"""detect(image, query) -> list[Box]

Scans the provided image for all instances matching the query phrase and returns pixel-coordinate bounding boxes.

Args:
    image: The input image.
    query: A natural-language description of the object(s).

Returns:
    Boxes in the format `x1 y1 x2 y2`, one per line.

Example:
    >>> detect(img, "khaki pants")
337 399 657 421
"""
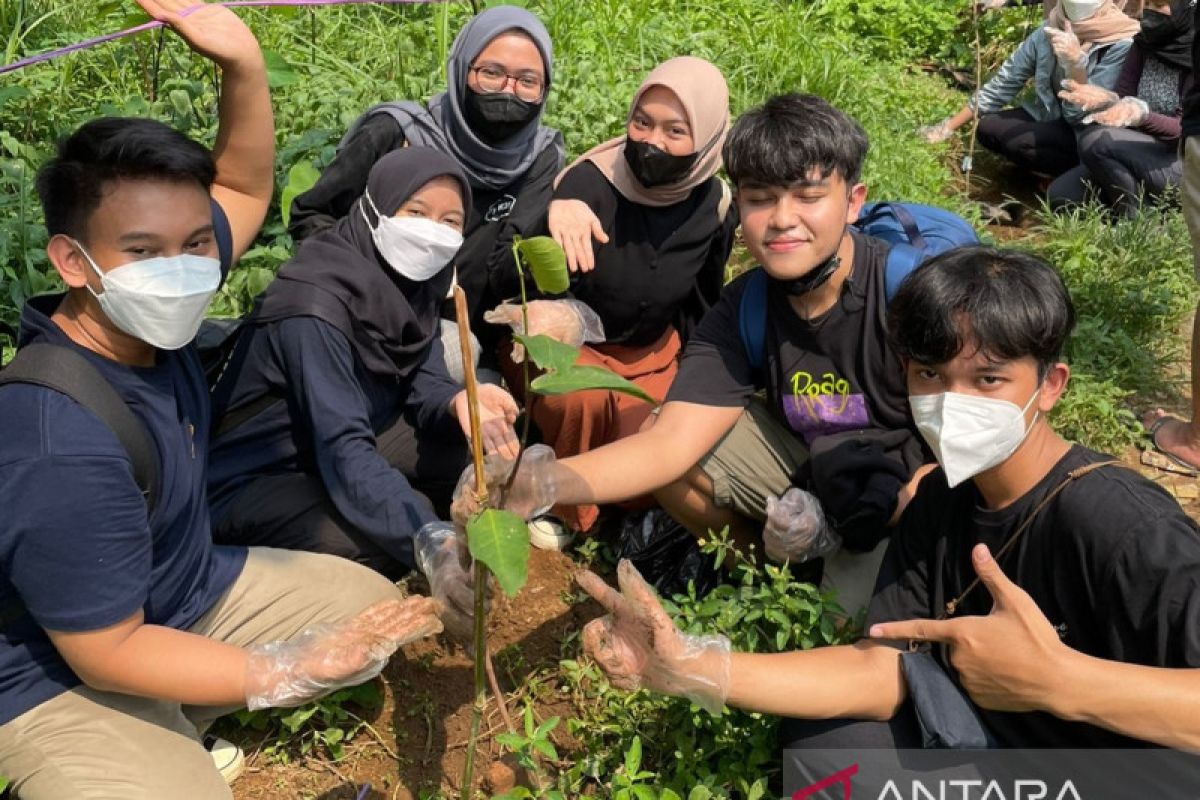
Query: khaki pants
698 400 890 618
0 548 402 800
1184 137 1200 281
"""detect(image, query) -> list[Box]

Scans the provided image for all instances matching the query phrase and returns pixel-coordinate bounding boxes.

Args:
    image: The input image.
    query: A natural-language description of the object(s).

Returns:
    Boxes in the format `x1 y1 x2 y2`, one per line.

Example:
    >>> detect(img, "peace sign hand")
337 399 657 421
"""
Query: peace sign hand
869 544 1072 713
577 559 731 715
135 0 264 72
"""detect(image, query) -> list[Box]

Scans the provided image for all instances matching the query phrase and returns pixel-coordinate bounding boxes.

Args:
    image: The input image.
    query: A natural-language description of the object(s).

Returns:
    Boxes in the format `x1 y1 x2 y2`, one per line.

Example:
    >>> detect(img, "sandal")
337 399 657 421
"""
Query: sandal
1142 415 1200 476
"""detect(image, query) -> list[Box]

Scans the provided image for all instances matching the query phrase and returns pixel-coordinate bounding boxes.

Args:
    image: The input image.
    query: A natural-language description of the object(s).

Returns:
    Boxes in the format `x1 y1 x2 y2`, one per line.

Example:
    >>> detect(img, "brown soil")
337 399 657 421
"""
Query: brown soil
229 547 601 800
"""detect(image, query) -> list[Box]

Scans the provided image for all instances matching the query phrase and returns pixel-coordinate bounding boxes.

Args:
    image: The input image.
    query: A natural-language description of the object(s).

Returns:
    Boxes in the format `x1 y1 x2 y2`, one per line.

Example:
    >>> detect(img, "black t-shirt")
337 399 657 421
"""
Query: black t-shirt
518 160 735 347
868 445 1200 747
667 232 925 545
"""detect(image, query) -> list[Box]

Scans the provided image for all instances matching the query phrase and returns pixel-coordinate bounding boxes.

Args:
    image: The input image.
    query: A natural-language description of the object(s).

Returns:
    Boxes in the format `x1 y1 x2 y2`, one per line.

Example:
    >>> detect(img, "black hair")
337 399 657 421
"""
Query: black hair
723 93 869 187
36 117 216 241
888 246 1075 376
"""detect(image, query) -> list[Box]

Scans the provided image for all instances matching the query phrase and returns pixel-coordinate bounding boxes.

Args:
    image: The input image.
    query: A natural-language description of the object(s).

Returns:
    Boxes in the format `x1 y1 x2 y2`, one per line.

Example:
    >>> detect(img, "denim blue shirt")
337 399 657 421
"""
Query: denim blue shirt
972 28 1133 125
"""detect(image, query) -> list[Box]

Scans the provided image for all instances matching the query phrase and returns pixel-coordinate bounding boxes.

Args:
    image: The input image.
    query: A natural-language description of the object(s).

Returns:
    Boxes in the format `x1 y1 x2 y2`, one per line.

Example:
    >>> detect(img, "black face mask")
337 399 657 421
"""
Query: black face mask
781 254 841 296
622 139 698 188
464 89 541 145
1135 7 1194 71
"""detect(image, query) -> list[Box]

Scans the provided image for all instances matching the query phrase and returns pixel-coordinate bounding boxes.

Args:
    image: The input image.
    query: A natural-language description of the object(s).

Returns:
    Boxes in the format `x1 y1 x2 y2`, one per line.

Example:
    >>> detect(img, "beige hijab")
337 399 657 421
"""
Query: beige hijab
1046 0 1143 43
557 56 730 207
1044 0 1144 18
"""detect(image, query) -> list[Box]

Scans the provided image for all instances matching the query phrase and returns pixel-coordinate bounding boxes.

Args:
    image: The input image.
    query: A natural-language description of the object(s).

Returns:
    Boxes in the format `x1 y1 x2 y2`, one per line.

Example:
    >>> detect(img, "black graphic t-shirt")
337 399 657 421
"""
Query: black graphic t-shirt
668 232 926 546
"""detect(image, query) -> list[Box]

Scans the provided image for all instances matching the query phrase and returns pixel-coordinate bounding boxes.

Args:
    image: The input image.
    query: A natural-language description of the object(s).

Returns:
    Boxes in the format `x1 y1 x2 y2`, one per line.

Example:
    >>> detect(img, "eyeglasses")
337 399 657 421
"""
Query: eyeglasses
468 62 545 103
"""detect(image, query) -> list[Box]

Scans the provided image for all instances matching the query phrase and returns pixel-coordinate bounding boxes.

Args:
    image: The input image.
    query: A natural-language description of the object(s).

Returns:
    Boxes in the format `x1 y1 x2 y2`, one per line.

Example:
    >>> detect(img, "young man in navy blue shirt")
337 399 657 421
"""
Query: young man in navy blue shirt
0 3 457 796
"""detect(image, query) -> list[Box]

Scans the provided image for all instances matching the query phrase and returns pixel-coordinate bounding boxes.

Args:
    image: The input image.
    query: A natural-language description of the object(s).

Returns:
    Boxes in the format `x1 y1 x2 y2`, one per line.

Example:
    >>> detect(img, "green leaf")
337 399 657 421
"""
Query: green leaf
532 738 558 760
687 788 713 800
495 733 526 751
262 49 298 88
280 160 321 229
516 333 579 373
624 735 643 775
515 235 569 294
531 365 658 405
632 788 658 800
466 509 529 597
534 715 560 738
661 790 682 800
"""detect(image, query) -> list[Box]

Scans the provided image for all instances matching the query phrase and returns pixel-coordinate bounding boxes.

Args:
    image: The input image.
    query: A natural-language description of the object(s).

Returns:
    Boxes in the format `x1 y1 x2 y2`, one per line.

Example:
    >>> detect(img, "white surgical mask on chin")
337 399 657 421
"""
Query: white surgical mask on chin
1061 0 1104 21
361 190 463 282
76 241 220 351
909 387 1042 488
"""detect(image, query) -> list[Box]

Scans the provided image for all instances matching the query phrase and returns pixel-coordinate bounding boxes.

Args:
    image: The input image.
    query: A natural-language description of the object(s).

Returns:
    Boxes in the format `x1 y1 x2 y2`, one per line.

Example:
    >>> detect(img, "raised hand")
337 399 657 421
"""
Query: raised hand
135 0 264 72
549 198 610 273
577 559 731 714
869 544 1070 713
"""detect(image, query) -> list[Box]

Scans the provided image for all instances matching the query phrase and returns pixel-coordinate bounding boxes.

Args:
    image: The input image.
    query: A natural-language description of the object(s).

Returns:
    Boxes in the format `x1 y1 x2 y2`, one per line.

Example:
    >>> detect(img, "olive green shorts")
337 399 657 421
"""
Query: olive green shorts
697 398 809 522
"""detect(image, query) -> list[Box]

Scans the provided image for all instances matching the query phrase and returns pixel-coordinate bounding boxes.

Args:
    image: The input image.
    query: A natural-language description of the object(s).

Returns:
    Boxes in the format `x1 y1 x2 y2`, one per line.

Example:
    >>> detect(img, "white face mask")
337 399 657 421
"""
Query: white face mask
1061 0 1104 21
361 190 463 282
76 241 221 351
909 387 1042 488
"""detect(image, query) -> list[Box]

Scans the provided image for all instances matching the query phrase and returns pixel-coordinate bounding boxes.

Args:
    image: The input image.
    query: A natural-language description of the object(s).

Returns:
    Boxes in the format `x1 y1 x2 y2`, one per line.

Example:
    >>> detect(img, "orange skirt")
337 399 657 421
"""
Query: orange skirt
500 327 682 532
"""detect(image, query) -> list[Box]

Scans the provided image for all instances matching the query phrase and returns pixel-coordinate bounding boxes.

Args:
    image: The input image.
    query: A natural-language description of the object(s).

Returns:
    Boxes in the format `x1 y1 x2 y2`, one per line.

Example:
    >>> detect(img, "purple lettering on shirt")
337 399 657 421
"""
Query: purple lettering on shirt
783 392 870 444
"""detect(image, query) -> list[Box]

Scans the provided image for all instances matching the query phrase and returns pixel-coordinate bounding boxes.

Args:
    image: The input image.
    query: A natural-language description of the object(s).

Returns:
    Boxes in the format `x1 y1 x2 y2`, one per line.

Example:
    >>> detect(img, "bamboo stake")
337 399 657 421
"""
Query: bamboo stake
453 285 488 800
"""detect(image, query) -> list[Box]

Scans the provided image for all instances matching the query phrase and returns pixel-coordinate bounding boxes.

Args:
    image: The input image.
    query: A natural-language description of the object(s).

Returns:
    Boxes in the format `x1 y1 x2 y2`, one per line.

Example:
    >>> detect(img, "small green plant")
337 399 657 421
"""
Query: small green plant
223 680 384 763
493 704 562 797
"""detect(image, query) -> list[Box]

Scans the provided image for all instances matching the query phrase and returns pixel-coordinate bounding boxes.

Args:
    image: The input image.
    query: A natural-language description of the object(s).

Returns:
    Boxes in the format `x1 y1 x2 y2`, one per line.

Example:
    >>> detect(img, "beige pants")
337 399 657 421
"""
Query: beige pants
0 548 402 800
1184 137 1200 281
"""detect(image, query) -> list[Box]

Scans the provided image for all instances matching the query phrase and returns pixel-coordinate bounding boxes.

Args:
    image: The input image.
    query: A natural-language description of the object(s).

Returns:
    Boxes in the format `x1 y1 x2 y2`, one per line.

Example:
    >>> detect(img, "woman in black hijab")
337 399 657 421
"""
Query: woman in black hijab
1050 0 1195 216
207 148 518 610
287 6 564 361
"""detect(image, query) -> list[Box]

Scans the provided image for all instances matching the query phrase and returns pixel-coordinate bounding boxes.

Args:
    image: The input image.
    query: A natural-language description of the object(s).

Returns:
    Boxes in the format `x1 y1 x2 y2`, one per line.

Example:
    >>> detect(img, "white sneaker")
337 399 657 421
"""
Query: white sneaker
528 517 573 551
204 734 245 785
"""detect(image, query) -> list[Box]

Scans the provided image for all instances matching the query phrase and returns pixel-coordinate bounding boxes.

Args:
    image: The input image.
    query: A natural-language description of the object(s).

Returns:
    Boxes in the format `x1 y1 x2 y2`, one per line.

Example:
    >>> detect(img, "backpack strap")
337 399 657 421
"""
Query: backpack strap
0 344 159 513
737 269 769 372
0 343 161 630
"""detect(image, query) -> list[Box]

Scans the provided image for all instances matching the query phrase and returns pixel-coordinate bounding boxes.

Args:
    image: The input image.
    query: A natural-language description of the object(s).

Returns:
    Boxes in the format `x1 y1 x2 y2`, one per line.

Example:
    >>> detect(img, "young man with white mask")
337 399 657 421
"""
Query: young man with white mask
0 3 446 797
454 94 934 614
572 246 1200 751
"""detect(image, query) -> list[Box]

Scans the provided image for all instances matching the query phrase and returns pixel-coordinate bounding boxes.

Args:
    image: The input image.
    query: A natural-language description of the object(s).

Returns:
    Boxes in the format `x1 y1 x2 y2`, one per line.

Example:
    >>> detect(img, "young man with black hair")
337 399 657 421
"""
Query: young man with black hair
456 93 932 612
0 3 451 796
574 246 1200 752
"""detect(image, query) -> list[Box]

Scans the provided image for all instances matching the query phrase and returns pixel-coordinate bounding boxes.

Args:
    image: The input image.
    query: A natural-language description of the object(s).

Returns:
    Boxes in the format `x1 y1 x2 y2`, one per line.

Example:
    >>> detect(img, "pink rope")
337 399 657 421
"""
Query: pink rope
0 0 444 76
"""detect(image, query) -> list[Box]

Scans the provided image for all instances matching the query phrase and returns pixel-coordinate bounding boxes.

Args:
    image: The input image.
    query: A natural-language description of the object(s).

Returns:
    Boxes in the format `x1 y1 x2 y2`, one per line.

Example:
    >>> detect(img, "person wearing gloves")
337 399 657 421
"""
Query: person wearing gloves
0 3 444 797
921 0 1139 179
486 56 737 535
456 95 933 616
1049 0 1194 216
208 148 512 634
288 6 565 368
575 246 1200 758
977 0 1145 16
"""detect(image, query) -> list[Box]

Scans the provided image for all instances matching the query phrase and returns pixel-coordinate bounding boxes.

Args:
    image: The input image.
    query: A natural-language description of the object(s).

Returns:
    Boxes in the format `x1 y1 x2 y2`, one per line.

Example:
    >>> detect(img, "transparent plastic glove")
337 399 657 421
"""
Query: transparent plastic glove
1084 97 1150 127
484 299 606 362
415 521 480 640
918 119 955 144
1057 78 1118 112
1045 24 1088 73
763 487 843 564
577 560 731 715
549 198 610 273
450 443 558 527
244 597 443 710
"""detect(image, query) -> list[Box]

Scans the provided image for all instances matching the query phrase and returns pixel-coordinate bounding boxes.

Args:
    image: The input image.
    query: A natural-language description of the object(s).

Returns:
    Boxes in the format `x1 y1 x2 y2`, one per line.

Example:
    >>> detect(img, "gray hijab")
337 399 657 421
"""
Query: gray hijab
341 5 563 191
